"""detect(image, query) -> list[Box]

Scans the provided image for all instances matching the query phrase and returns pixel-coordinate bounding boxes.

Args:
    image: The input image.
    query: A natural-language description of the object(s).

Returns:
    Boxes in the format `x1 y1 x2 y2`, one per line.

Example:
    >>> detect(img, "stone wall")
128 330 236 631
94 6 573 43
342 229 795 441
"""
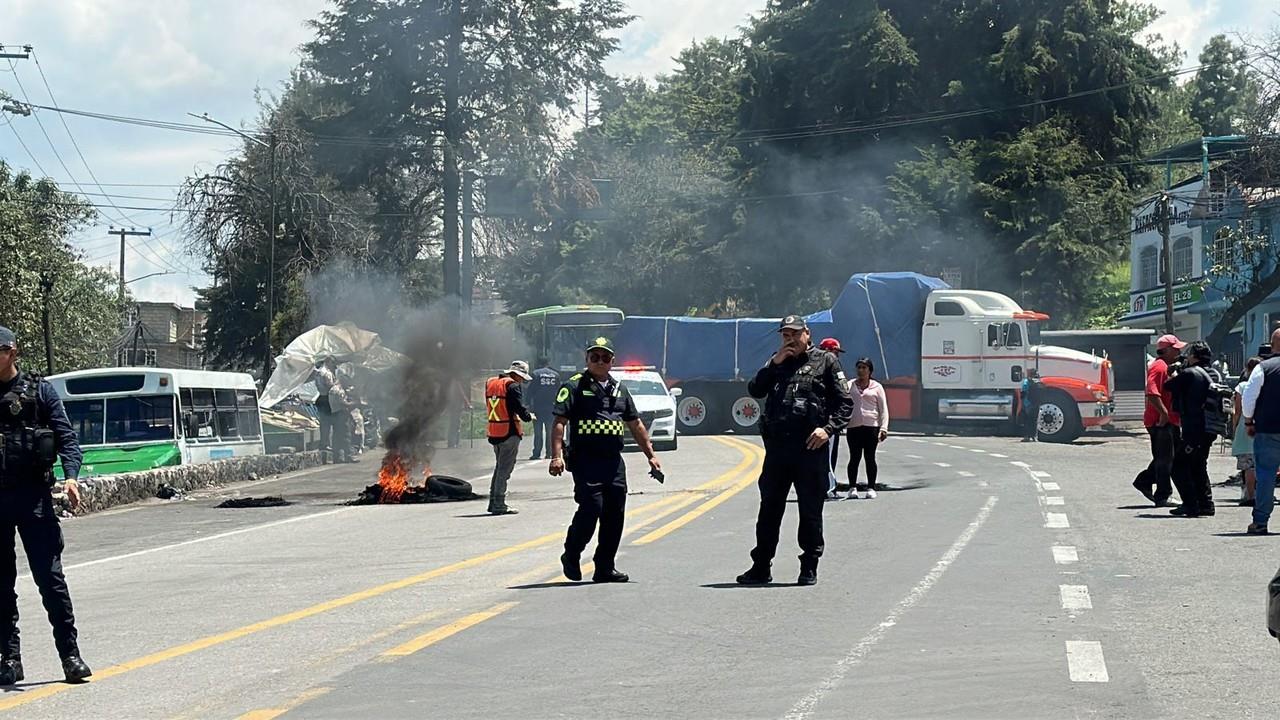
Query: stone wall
62 451 327 515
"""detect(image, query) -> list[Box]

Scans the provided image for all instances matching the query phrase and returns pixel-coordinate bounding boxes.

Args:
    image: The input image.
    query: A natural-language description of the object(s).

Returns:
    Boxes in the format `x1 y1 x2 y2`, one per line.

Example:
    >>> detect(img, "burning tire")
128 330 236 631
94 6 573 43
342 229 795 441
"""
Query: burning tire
677 393 719 435
1036 392 1082 444
729 395 762 434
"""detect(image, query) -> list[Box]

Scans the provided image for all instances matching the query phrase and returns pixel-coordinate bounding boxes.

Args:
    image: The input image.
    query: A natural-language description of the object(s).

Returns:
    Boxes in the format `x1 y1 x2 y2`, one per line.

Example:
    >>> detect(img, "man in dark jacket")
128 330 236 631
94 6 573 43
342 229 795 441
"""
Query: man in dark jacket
1165 341 1217 518
527 359 561 460
0 326 92 684
736 315 854 586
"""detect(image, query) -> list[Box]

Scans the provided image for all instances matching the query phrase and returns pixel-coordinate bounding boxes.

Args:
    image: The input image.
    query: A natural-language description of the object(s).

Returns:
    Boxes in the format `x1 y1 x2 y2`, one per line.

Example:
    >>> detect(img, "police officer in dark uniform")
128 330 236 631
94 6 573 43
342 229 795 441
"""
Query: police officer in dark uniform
527 358 561 460
0 326 92 684
549 337 662 583
737 315 853 586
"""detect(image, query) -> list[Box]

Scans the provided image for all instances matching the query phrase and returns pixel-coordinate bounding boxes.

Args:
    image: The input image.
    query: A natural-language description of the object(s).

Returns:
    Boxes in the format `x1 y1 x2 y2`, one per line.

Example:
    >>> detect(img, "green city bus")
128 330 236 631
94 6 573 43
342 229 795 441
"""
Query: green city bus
48 368 266 479
514 305 624 372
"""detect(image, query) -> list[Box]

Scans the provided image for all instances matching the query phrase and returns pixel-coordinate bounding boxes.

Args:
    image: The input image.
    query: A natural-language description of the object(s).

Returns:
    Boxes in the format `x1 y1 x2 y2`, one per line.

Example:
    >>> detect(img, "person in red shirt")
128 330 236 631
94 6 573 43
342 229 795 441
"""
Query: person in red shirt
1133 334 1185 506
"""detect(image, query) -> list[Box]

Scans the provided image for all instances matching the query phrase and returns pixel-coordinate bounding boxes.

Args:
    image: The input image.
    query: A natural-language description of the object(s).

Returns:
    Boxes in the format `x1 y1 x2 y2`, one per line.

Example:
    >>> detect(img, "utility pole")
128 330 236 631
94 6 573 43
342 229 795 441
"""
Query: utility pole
110 227 152 307
1159 192 1175 334
441 0 463 311
39 273 54 375
462 171 476 312
0 44 31 60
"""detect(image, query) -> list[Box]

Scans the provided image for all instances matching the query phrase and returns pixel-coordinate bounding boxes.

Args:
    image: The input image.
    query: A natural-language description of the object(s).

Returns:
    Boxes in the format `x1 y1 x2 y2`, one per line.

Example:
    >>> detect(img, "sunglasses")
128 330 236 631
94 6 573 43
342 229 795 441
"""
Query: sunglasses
588 352 614 363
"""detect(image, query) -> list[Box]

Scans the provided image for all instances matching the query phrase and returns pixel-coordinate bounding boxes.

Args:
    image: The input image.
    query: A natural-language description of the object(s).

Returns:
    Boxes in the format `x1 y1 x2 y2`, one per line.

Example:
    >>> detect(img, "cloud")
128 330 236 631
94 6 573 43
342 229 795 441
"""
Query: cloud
605 1 765 78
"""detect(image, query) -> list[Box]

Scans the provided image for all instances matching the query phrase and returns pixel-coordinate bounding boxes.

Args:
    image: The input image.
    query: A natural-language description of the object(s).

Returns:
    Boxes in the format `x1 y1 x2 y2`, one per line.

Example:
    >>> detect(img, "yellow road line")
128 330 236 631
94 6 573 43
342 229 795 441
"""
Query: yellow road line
381 602 520 658
236 687 334 720
0 437 760 713
632 439 764 545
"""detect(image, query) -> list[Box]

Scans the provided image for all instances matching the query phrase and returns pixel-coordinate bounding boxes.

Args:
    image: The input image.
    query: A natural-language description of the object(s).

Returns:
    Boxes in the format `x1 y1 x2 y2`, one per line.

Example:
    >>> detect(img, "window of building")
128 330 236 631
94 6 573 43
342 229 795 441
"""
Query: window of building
1210 227 1235 269
1139 246 1159 288
1172 236 1193 281
143 349 158 367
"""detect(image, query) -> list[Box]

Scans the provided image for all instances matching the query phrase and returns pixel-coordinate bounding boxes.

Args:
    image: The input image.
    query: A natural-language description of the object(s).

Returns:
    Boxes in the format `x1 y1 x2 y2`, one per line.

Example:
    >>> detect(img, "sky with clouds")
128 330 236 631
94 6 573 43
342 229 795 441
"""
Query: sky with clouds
0 1 1272 306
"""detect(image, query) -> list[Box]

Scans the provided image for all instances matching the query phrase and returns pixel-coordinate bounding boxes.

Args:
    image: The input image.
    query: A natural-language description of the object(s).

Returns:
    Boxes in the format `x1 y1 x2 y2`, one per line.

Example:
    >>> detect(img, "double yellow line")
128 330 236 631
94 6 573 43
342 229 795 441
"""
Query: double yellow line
1 436 764 714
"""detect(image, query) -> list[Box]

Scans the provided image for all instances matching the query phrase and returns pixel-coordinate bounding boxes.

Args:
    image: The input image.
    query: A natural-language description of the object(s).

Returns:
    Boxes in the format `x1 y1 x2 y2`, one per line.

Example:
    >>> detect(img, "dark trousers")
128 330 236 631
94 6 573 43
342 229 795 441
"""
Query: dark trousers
0 492 78 659
1021 405 1038 440
530 409 554 459
564 455 628 571
751 440 828 565
846 426 881 490
1172 430 1216 513
331 412 352 461
317 411 335 451
1135 425 1180 503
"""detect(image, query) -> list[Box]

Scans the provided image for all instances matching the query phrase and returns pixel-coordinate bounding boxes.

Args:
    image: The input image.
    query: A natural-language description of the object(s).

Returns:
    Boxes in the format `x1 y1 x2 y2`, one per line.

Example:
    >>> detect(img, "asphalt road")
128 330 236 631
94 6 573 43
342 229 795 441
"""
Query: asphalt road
1 430 1276 719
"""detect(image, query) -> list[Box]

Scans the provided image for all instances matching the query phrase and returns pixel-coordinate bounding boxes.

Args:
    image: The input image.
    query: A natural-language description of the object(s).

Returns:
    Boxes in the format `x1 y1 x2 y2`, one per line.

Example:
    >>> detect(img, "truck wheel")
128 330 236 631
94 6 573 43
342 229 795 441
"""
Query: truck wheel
677 394 718 435
729 395 762 435
1036 393 1082 444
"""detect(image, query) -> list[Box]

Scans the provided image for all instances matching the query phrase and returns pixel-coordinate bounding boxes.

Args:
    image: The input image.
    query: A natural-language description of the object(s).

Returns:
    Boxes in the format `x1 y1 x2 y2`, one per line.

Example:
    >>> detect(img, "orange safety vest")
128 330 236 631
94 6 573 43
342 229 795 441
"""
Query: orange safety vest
485 376 523 439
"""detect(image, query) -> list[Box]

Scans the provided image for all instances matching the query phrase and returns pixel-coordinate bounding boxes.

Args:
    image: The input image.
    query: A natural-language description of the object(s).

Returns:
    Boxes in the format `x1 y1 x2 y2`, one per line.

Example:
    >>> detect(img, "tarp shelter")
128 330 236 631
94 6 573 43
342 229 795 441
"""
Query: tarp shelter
259 323 408 408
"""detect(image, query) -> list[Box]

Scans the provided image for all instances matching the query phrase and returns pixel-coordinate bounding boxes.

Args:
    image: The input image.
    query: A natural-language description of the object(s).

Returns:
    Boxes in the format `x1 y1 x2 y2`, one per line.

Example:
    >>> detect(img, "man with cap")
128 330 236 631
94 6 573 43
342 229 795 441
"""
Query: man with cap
818 338 848 499
737 316 854 586
527 358 561 460
0 326 92 684
550 337 662 583
1132 334 1185 507
484 360 534 515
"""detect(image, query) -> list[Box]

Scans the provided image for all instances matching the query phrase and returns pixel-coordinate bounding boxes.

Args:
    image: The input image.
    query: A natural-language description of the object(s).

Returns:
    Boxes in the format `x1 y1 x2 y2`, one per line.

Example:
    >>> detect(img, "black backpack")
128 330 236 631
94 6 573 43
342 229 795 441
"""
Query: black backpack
1198 368 1232 437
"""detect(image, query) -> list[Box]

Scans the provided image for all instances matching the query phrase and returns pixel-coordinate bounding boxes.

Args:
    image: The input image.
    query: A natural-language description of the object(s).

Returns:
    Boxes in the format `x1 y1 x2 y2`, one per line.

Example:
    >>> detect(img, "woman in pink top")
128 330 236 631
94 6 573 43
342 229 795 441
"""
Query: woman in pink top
846 357 889 499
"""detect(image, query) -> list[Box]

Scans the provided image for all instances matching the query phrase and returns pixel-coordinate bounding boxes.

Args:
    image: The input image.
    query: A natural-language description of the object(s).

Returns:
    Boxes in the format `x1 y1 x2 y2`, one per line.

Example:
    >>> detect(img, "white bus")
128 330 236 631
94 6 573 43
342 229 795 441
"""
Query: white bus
47 368 266 478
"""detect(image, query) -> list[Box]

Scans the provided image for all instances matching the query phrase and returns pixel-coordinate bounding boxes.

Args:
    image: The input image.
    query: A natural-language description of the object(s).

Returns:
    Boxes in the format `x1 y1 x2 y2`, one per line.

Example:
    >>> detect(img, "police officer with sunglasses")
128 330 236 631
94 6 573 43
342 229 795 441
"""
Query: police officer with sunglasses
550 337 662 583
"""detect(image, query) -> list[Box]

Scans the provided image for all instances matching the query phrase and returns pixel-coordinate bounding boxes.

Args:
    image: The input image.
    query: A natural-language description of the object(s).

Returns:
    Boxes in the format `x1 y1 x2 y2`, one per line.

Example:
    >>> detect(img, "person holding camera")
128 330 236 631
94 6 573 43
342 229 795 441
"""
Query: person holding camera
1164 341 1219 518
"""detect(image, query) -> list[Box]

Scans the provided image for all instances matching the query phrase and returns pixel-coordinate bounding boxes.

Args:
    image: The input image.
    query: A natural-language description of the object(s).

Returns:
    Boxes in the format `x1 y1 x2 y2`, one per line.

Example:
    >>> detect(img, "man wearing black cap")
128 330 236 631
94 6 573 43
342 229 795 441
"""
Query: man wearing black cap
550 336 662 583
737 315 854 586
0 326 92 684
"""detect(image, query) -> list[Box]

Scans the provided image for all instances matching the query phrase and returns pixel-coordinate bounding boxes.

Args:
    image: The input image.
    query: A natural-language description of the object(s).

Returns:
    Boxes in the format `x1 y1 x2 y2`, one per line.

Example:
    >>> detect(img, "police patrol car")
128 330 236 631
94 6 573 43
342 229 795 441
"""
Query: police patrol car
611 366 680 451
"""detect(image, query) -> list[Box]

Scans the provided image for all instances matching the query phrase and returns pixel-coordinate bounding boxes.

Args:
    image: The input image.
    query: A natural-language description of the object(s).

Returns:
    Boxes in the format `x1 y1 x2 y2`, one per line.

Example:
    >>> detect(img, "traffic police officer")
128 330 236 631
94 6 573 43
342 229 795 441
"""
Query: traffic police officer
549 337 662 583
737 315 853 586
0 326 92 684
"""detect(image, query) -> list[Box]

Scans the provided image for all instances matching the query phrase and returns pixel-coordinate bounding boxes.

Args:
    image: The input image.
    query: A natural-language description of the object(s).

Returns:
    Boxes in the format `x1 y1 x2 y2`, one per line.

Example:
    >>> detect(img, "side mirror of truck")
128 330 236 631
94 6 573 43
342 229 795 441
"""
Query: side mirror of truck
670 387 683 398
1011 366 1024 382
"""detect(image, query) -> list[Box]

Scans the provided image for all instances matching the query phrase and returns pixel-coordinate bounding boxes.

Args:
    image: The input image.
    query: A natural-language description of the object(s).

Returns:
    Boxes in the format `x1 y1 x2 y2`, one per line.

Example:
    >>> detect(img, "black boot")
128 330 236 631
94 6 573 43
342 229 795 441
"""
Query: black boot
736 563 772 585
0 656 23 685
797 556 818 586
62 655 91 683
561 552 582 581
592 568 629 583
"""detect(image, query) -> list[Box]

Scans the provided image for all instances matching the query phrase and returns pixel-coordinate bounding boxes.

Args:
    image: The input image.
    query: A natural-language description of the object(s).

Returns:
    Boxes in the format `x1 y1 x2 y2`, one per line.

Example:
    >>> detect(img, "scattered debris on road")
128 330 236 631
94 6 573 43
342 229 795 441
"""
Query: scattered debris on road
348 454 479 504
216 496 293 508
156 484 185 500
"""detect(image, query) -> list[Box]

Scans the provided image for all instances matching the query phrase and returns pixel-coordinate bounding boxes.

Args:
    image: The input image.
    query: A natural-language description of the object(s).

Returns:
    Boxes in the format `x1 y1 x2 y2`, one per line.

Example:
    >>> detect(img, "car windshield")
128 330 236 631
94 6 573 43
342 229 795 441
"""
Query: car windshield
619 378 668 396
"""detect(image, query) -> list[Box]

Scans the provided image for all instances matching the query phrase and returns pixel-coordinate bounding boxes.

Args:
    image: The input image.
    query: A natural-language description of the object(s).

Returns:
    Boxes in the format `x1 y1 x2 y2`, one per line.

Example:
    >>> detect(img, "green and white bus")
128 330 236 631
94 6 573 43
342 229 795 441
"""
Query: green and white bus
48 368 265 479
514 305 624 372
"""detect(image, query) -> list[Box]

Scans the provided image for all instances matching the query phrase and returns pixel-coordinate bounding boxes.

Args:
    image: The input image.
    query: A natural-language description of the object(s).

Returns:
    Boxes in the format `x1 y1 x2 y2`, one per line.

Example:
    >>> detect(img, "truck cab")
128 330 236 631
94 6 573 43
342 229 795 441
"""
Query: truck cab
921 290 1114 442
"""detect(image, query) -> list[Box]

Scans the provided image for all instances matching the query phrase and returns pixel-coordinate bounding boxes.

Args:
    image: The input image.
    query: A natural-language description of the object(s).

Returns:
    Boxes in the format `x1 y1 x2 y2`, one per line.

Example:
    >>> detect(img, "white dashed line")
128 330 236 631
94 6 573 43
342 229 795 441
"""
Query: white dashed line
783 497 999 719
1010 461 1031 468
1045 513 1070 529
957 471 976 478
948 444 967 450
934 462 952 468
1052 546 1079 564
989 453 1008 458
1065 641 1109 682
905 454 922 459
1040 482 1060 491
1031 470 1052 478
978 481 989 487
969 448 986 454
909 438 926 444
1060 585 1093 610
1043 496 1065 506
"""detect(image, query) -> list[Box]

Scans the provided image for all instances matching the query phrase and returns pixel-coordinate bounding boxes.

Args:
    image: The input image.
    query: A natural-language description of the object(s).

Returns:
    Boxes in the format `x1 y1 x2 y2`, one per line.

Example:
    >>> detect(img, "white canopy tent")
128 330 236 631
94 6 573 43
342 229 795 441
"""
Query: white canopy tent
259 323 408 408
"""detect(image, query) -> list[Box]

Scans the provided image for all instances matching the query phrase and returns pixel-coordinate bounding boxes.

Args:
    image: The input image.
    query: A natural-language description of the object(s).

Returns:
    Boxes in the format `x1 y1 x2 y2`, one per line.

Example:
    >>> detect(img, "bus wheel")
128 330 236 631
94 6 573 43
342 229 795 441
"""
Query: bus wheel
729 396 762 435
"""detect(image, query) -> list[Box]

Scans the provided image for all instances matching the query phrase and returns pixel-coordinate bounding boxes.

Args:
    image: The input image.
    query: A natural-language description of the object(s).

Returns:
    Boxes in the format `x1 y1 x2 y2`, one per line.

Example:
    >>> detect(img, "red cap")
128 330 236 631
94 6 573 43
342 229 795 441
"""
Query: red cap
818 337 845 353
1156 334 1186 350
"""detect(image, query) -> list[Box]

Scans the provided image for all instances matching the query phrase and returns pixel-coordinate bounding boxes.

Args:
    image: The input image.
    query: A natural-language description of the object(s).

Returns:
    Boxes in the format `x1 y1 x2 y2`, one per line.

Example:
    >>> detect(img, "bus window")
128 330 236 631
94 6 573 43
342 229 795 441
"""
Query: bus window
181 387 216 440
106 396 176 443
64 400 106 446
236 390 262 439
215 389 239 438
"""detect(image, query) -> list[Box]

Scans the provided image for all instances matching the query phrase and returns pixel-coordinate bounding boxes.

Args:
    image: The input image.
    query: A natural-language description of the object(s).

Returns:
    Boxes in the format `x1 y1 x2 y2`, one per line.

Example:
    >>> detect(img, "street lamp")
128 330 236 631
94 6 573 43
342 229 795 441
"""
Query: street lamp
189 112 278 382
124 271 175 285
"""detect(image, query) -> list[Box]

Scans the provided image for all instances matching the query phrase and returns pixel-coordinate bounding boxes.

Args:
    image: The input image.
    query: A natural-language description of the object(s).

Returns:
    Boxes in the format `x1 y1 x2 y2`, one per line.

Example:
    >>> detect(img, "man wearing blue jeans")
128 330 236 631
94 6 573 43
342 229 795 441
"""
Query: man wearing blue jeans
1241 329 1280 535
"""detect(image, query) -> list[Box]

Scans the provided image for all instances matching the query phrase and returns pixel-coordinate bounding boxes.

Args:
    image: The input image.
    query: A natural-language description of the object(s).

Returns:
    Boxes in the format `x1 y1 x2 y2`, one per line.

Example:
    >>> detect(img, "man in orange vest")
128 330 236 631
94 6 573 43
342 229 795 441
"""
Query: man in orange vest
485 360 533 515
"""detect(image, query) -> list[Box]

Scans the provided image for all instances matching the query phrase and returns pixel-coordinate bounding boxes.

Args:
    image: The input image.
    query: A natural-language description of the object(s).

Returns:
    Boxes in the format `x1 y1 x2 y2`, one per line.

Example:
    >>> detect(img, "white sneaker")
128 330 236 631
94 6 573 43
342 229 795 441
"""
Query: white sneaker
845 490 858 500
865 488 878 499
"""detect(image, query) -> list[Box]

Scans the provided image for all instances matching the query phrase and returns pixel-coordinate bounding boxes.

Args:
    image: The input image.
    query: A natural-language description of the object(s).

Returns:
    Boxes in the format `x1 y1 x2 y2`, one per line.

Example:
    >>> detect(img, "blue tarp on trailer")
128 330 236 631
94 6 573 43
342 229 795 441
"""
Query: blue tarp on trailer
612 272 947 383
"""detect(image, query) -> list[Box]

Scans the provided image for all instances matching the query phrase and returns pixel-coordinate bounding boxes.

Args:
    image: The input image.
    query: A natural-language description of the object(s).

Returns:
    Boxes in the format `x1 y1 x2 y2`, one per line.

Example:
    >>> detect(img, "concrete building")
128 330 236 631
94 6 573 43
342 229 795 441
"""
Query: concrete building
117 302 207 369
